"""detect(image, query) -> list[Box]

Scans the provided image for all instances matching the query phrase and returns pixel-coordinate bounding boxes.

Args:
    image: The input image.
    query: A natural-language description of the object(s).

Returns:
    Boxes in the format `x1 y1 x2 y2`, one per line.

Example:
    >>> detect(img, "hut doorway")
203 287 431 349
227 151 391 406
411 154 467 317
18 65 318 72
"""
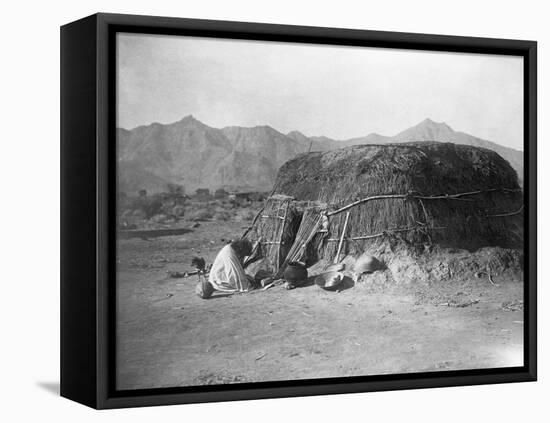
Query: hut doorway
243 195 302 273
273 207 326 277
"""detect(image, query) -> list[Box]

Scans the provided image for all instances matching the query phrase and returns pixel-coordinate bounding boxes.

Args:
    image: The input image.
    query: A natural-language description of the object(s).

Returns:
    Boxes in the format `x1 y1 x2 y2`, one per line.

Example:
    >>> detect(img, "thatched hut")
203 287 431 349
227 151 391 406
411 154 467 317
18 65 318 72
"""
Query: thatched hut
243 142 523 275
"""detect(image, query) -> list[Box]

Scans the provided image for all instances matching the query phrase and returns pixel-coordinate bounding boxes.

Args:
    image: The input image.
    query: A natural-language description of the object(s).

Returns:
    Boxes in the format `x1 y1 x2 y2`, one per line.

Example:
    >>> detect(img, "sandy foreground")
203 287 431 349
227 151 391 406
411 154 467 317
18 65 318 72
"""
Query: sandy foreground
116 221 524 390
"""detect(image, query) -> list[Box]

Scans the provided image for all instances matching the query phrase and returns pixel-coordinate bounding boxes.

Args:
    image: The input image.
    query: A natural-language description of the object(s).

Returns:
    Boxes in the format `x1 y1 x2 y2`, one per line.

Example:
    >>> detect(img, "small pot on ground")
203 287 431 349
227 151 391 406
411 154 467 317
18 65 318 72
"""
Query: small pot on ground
283 262 308 286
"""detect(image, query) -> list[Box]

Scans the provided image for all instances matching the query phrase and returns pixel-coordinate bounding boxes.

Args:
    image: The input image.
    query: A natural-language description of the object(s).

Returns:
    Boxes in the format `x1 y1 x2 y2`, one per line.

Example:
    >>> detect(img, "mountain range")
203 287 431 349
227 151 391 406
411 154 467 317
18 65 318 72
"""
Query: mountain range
117 116 523 194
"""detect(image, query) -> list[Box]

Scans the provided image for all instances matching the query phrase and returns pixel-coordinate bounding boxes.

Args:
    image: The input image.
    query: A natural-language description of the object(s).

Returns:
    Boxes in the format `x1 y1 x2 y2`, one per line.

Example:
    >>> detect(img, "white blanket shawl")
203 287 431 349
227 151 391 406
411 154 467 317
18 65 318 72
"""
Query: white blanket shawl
208 244 250 292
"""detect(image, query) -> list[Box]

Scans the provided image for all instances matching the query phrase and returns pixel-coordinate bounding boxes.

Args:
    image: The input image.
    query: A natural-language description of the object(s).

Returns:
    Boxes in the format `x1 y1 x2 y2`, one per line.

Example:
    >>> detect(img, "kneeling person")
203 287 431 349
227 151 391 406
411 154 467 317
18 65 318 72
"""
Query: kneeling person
208 239 254 293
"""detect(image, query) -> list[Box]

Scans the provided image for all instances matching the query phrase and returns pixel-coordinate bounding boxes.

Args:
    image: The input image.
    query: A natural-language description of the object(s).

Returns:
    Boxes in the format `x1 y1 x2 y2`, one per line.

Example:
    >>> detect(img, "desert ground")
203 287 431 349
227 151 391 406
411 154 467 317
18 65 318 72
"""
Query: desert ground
116 217 524 390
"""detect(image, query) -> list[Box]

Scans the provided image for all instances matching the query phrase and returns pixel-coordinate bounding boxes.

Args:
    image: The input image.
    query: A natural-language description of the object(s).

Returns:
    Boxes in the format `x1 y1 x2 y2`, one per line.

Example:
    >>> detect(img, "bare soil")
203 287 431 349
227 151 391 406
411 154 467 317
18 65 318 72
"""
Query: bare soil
116 220 524 390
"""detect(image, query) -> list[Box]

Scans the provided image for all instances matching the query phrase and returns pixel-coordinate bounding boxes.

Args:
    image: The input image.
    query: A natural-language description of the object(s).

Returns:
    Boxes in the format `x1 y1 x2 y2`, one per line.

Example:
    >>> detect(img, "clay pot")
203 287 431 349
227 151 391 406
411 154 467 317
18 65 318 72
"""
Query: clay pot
355 254 381 274
195 280 214 299
283 262 308 284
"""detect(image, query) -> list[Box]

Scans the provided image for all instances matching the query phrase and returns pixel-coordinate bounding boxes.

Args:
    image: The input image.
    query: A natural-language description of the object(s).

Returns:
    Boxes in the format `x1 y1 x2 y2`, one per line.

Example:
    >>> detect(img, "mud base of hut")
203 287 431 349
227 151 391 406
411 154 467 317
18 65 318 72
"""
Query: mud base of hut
304 242 523 293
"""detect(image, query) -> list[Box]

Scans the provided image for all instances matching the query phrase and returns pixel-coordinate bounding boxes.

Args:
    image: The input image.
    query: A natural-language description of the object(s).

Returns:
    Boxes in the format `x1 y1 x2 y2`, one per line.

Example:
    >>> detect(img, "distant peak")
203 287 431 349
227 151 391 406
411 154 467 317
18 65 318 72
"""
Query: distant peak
249 124 282 135
287 130 308 138
224 124 273 131
418 118 453 131
419 117 441 126
255 124 274 130
175 114 209 128
180 114 197 122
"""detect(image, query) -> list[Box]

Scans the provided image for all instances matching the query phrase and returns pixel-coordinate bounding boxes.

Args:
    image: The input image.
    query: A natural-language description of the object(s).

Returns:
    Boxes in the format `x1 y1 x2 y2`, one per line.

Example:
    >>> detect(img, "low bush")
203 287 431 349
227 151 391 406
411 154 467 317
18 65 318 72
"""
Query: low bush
187 208 214 221
172 205 185 217
236 209 256 222
213 211 232 221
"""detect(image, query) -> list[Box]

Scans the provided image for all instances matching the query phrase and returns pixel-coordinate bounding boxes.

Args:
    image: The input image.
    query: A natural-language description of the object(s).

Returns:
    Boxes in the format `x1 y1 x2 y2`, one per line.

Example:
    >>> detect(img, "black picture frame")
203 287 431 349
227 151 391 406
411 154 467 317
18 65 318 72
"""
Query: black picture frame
60 12 537 409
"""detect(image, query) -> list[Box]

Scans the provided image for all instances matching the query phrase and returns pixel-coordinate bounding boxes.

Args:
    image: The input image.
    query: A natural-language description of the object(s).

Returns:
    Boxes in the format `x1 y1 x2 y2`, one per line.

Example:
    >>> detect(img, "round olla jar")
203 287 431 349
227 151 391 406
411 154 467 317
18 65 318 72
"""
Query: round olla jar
283 262 308 285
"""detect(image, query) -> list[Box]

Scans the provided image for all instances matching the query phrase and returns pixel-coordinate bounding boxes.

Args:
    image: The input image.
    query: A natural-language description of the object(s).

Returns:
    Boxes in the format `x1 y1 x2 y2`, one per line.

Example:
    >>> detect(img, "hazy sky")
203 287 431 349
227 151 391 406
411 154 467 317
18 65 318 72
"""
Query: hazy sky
117 33 524 150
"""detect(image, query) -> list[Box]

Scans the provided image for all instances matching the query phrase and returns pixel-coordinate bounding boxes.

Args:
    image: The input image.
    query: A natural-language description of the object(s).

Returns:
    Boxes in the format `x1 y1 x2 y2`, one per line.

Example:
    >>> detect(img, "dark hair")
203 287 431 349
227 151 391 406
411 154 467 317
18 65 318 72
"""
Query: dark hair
230 239 252 257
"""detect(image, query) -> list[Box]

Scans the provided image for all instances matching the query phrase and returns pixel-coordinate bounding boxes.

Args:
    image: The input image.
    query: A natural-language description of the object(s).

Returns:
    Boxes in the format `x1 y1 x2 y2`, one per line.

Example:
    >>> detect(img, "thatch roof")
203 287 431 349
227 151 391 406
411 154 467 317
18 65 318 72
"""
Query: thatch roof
272 142 520 203
244 142 523 272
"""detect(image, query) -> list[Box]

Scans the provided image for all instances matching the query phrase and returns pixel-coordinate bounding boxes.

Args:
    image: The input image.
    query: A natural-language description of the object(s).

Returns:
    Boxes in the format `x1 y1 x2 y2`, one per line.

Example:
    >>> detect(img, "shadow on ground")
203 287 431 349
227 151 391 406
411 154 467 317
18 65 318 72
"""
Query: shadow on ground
36 381 60 396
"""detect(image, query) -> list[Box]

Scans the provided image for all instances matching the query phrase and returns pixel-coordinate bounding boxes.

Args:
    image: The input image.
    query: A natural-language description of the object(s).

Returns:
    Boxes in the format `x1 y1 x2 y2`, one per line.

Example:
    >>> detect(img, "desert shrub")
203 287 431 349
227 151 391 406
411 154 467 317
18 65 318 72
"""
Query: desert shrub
172 205 185 217
206 200 220 208
213 211 232 221
221 199 233 207
117 185 189 221
142 196 163 218
187 208 214 221
150 214 169 223
236 209 256 222
131 209 146 219
131 194 164 219
166 183 185 197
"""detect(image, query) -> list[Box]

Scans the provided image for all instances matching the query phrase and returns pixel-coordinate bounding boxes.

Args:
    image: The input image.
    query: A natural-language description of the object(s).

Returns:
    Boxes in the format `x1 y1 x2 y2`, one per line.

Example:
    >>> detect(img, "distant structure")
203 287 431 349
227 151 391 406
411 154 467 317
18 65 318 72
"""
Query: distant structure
194 188 212 201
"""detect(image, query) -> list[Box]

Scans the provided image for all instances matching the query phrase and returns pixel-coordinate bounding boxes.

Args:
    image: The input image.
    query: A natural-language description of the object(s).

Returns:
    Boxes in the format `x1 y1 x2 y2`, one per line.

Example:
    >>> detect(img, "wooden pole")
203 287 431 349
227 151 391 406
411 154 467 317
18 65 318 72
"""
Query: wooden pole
487 204 524 217
276 201 290 272
327 187 522 217
334 211 350 264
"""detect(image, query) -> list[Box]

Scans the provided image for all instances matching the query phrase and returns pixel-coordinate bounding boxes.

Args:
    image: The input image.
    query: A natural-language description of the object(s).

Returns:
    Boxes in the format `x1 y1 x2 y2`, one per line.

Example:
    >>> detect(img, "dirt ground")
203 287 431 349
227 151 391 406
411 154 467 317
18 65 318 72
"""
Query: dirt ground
116 220 524 390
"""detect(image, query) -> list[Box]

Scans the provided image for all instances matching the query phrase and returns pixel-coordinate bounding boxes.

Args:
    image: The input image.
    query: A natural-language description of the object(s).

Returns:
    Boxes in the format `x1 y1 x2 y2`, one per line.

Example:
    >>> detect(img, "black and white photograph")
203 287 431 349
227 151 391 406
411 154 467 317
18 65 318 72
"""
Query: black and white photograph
115 32 526 391
3 0 547 419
